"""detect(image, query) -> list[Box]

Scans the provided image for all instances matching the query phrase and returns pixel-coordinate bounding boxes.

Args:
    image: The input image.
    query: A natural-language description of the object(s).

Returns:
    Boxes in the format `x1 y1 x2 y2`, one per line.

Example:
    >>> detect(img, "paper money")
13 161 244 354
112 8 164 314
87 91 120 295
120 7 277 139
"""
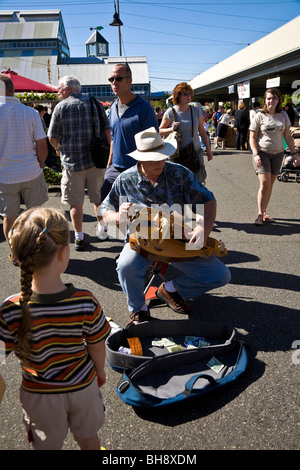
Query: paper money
207 357 224 373
152 337 176 347
162 337 176 347
184 337 210 348
185 336 197 342
151 337 164 347
166 344 183 352
198 340 210 348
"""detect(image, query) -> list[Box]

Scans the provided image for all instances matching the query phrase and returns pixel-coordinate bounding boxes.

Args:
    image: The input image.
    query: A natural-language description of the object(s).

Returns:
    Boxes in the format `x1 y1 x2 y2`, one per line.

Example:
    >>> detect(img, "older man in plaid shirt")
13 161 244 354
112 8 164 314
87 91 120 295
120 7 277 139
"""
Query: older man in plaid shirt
49 76 111 251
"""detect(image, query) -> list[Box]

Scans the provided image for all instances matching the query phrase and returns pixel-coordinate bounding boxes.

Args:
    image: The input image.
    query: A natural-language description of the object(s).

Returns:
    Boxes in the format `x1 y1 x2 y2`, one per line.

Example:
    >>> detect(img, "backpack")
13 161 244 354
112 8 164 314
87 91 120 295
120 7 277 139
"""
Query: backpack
89 97 110 168
212 112 218 127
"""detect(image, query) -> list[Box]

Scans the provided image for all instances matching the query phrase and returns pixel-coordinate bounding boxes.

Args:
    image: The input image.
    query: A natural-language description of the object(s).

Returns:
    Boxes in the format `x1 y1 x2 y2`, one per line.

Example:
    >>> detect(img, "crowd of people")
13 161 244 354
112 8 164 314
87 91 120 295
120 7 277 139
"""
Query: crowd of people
212 99 299 153
0 66 299 450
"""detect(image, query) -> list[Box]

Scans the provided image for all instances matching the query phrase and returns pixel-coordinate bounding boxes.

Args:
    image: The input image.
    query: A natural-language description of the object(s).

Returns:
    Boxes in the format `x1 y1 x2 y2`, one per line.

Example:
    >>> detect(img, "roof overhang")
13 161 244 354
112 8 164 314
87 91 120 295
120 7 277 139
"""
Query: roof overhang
190 16 300 102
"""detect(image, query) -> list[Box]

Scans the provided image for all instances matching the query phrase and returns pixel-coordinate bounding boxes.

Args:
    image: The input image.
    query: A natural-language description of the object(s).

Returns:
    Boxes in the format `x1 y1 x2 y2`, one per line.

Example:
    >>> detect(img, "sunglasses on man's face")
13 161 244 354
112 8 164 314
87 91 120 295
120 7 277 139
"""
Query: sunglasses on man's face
108 76 130 83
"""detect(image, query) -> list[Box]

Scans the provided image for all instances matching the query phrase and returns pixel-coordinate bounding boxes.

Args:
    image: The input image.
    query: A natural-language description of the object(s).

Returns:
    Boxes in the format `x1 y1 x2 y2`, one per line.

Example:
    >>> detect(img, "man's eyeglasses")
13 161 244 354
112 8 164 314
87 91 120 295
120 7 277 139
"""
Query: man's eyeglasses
108 76 130 83
182 92 192 96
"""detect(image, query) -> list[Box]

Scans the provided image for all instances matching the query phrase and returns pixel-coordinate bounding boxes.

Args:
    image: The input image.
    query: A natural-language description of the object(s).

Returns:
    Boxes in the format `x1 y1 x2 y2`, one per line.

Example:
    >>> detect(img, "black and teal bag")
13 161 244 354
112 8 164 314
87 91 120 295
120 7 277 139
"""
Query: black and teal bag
106 320 249 408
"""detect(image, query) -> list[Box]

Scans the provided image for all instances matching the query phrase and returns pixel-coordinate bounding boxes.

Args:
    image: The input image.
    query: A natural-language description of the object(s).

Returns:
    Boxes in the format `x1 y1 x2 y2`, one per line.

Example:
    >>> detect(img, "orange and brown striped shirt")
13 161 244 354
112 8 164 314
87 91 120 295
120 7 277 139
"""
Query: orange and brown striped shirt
0 284 110 393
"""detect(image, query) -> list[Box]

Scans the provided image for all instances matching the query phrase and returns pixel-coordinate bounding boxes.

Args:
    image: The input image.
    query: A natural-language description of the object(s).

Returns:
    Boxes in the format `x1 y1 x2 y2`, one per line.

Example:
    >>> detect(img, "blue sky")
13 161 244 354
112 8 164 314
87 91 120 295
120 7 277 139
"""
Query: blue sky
1 0 299 93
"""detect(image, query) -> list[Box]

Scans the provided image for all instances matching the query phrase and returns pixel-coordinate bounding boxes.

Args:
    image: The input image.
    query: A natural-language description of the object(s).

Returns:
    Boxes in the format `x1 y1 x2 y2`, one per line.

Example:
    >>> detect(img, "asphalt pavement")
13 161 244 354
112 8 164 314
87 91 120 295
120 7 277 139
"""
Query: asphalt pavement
0 148 299 452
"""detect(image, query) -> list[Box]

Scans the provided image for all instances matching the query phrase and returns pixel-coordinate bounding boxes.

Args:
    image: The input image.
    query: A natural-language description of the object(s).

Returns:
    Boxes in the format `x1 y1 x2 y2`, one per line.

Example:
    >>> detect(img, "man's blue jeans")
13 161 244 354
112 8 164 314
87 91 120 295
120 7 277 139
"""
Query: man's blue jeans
100 165 126 203
116 242 231 313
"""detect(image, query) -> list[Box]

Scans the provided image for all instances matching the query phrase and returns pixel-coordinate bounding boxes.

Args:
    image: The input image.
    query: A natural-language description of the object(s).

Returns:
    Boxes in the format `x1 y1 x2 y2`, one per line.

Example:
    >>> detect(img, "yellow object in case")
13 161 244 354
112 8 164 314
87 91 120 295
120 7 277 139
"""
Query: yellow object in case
127 337 143 356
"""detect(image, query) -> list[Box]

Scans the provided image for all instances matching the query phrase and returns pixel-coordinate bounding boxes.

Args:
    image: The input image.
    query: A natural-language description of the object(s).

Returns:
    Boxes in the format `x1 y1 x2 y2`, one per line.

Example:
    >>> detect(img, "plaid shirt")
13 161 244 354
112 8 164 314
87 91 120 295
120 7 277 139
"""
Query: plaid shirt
48 93 109 172
101 161 215 215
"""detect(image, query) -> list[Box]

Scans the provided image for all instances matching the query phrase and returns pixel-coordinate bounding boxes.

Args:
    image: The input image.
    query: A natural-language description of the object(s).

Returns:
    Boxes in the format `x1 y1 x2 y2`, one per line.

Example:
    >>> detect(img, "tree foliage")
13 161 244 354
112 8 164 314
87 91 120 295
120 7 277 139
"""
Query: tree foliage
15 91 59 103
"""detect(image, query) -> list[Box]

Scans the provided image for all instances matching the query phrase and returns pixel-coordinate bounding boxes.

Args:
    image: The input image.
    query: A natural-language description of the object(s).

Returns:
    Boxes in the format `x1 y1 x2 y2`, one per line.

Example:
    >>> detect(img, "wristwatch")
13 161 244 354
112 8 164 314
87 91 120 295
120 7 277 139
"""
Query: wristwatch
253 154 259 157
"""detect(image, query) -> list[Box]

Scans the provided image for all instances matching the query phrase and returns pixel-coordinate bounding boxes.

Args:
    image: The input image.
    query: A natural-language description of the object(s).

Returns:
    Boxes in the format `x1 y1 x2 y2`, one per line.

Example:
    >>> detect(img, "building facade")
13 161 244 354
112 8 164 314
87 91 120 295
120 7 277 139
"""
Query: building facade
0 10 151 101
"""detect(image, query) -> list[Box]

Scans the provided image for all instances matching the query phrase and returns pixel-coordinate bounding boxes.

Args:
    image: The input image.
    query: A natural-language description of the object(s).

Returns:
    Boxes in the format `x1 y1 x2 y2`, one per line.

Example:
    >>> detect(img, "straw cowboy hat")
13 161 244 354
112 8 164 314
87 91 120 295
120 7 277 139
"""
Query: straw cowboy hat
129 127 177 161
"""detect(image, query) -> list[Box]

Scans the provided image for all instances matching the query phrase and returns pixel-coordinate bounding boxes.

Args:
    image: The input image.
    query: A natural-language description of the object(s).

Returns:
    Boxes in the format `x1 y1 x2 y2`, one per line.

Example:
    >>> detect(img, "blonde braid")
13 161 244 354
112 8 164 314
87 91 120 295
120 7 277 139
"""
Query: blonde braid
8 208 70 364
17 230 48 363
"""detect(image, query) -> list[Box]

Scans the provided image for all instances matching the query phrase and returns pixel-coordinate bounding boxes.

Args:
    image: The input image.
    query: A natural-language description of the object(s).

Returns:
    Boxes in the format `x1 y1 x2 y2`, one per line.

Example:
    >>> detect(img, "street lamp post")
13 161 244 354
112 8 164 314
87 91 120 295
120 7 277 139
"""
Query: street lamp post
117 0 122 56
110 0 123 56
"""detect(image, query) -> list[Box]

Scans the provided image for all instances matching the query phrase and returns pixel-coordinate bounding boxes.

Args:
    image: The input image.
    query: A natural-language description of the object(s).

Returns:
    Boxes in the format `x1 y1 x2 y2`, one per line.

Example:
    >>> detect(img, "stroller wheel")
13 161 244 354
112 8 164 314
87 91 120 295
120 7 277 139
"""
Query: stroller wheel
281 171 289 182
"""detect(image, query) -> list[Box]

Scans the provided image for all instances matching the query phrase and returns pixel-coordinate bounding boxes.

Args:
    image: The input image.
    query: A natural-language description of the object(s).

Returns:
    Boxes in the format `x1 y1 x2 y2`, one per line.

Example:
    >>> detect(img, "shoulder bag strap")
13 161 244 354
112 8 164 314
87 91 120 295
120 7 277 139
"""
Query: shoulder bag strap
92 97 108 131
189 105 194 138
171 106 178 123
173 106 194 137
90 96 108 140
89 97 97 138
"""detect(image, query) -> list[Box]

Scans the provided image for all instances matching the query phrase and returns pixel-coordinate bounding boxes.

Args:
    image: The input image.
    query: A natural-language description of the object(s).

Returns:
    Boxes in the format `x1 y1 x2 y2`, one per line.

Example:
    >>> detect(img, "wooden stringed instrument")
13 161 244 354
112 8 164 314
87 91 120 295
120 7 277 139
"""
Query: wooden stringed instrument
129 207 227 263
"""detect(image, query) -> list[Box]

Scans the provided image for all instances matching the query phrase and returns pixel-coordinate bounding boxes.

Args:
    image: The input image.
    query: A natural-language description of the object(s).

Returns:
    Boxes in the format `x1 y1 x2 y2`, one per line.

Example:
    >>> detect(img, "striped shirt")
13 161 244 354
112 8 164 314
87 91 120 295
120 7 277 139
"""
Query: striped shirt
48 93 109 172
0 284 111 394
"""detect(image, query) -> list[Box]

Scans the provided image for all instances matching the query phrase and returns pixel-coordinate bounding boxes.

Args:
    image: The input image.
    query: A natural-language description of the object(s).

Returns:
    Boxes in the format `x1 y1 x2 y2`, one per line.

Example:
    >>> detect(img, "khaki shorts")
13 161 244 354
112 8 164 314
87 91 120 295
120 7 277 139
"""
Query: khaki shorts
61 167 105 206
253 151 284 175
0 172 48 217
20 379 105 450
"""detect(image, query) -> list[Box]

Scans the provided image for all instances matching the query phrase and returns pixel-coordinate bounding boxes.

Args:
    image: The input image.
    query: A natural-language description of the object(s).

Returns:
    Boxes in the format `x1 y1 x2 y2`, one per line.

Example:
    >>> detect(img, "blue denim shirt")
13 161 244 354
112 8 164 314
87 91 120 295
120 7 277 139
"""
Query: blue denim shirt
100 161 215 217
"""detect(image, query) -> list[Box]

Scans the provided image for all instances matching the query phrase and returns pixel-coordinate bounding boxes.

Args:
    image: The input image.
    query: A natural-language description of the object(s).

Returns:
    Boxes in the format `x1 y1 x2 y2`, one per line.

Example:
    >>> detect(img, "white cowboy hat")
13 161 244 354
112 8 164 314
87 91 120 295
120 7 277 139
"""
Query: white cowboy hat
128 127 177 161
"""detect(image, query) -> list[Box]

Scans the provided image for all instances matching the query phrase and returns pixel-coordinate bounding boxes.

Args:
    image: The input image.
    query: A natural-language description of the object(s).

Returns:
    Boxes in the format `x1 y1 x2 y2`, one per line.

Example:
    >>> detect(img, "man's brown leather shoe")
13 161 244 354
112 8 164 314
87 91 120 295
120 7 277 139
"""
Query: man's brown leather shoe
127 308 151 326
156 283 192 314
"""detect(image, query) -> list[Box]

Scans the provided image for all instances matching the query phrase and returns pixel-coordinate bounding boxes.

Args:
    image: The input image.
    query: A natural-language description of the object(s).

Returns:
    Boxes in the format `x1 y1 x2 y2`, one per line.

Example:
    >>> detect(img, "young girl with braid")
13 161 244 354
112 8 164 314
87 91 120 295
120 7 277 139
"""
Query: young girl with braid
0 207 110 450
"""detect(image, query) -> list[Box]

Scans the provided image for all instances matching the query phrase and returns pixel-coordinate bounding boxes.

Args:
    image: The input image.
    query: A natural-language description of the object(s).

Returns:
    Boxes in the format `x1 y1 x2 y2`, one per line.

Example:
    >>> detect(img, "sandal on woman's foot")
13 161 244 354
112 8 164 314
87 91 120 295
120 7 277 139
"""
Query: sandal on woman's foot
255 214 263 226
8 254 19 266
263 212 275 222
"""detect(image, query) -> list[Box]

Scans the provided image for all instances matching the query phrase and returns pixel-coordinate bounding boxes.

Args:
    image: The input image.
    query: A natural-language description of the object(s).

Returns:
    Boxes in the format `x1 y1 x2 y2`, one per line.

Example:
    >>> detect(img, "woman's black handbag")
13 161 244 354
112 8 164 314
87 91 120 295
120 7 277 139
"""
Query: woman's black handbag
172 106 200 173
89 97 110 168
178 142 200 173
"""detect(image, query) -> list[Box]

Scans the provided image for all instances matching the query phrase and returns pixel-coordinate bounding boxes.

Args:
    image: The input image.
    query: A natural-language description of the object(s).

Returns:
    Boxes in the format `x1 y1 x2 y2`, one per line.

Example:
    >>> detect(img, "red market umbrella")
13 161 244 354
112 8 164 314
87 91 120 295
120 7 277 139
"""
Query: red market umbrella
1 69 57 92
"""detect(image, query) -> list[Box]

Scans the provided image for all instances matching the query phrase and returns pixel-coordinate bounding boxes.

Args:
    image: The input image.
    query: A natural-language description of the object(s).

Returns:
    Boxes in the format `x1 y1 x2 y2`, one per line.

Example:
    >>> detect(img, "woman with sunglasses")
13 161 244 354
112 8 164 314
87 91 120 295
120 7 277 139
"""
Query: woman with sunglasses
159 82 213 184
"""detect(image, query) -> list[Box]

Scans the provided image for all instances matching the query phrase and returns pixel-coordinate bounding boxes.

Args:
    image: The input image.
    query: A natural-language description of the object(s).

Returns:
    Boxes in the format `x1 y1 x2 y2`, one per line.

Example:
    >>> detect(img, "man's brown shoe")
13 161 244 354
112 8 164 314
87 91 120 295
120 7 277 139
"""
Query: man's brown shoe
156 283 192 314
127 308 151 326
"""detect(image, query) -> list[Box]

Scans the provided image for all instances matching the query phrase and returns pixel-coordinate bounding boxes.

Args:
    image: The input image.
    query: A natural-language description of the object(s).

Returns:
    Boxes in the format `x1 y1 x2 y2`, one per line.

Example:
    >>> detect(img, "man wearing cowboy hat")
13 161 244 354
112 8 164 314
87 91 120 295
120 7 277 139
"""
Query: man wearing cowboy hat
96 63 158 240
100 127 230 324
